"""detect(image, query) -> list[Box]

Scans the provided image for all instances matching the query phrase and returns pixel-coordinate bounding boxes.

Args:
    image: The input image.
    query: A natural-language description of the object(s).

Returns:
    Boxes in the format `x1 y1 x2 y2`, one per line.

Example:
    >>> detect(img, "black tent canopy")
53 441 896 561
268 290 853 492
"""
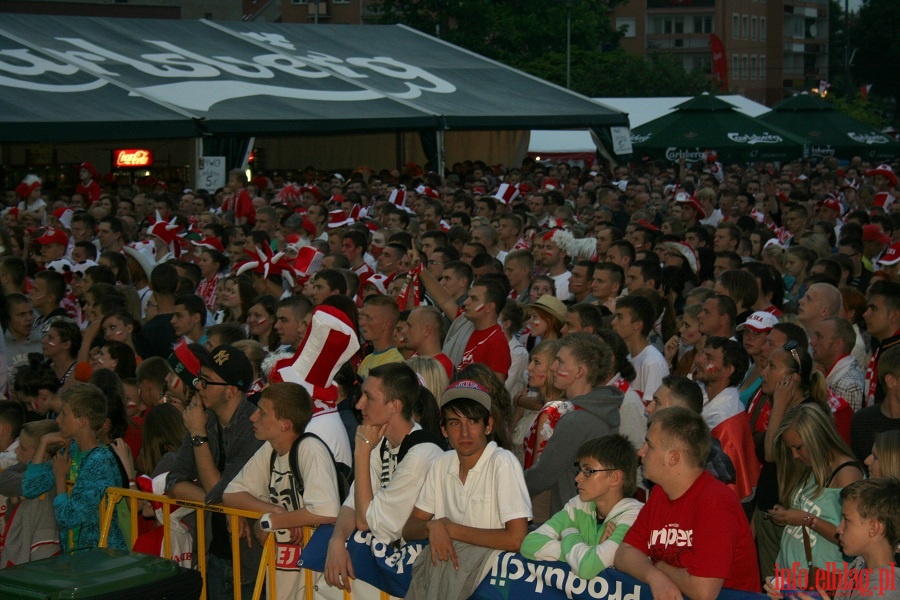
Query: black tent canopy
0 14 628 168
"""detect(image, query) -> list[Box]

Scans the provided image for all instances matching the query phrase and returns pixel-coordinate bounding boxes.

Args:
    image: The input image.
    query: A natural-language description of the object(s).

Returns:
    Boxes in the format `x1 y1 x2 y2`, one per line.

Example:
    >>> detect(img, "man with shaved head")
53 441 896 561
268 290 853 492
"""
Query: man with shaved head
797 283 842 331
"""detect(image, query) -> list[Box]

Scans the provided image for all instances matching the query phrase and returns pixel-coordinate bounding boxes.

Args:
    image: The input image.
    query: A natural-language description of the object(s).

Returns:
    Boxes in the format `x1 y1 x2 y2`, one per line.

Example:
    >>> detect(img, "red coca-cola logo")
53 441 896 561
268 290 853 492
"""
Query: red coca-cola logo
114 149 154 167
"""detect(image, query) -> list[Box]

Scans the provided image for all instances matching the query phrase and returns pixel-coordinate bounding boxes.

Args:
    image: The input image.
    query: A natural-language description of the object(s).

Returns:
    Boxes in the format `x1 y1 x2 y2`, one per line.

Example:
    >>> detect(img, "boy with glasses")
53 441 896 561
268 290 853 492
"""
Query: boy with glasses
521 434 643 580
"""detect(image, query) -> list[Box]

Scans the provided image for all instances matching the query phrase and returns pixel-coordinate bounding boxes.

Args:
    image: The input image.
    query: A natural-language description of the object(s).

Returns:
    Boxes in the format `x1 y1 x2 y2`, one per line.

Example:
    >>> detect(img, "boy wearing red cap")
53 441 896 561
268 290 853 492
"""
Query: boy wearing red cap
33 228 70 265
76 162 102 206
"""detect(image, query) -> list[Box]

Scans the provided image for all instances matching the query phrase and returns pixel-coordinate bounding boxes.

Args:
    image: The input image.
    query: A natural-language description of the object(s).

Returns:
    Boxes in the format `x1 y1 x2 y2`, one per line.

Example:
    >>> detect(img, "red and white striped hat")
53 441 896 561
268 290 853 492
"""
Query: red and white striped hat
277 305 360 399
492 183 520 205
293 246 324 277
389 188 413 213
327 209 354 229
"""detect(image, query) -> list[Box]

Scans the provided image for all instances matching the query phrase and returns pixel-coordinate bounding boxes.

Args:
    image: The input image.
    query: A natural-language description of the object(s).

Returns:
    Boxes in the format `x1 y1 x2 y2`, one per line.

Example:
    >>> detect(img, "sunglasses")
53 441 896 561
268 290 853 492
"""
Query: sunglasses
783 340 802 367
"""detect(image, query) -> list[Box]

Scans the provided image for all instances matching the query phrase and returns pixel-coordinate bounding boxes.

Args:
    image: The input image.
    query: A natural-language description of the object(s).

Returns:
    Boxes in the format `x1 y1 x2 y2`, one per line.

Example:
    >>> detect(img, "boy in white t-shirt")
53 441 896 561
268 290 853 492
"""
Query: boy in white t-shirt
402 380 532 600
612 295 669 403
223 383 341 600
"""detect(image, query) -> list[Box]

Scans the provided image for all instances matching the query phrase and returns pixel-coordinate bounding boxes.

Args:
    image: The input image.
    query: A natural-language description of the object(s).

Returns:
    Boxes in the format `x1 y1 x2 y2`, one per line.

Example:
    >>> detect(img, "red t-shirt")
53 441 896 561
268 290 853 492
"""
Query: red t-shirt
222 188 255 225
433 353 454 378
458 324 511 377
623 470 761 593
76 180 102 205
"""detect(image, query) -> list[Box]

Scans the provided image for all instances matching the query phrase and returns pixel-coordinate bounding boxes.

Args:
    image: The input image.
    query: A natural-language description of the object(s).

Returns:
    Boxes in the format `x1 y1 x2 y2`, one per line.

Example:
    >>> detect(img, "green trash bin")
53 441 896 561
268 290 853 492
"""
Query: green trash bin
0 548 202 599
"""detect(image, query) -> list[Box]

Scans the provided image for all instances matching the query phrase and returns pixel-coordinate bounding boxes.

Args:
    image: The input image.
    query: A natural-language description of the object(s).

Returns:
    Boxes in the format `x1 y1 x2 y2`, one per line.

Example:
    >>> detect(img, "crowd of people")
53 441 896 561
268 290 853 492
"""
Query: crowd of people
0 154 899 600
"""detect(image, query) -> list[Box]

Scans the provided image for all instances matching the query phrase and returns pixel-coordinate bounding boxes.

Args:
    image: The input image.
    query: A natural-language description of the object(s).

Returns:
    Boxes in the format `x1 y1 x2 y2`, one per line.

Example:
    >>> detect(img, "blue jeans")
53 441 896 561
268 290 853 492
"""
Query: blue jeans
206 553 260 600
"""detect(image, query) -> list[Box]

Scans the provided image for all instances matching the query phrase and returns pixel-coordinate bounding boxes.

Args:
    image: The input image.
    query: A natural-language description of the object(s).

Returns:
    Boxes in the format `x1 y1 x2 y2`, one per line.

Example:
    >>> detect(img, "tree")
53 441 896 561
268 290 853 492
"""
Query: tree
375 0 714 97
521 49 714 97
375 0 621 66
851 0 900 121
827 0 851 98
826 96 888 129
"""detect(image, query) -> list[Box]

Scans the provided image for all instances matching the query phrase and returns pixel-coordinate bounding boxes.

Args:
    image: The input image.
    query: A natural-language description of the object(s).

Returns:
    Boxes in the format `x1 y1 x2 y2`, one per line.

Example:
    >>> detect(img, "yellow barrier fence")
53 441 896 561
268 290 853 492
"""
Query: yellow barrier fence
97 487 388 600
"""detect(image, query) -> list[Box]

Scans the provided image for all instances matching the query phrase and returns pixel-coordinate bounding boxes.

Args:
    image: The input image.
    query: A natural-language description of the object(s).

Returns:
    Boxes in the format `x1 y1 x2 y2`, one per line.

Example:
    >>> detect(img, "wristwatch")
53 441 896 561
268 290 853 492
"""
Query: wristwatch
259 513 274 533
191 435 209 447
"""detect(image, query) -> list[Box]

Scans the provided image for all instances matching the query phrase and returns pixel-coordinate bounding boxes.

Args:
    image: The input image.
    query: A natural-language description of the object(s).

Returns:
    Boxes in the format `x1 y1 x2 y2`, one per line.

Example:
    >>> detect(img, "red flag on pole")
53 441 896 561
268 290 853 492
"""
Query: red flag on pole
860 84 872 101
710 34 728 91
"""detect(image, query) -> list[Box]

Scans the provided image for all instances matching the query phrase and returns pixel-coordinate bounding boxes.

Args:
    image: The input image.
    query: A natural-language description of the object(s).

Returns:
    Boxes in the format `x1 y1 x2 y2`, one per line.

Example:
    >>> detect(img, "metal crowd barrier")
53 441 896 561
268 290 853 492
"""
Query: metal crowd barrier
97 487 390 600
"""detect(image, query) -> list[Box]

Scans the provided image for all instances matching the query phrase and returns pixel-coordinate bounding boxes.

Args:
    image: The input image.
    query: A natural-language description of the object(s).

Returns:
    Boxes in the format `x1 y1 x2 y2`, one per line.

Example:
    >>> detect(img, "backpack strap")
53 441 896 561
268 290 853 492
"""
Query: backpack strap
397 429 447 463
289 432 351 503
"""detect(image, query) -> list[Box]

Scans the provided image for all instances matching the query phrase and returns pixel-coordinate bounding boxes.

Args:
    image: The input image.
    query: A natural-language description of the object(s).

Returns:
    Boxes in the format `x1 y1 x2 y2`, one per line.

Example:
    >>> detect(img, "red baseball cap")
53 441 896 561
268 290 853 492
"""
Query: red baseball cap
34 227 69 247
737 311 779 332
878 241 900 266
817 197 841 215
674 192 706 219
862 225 891 245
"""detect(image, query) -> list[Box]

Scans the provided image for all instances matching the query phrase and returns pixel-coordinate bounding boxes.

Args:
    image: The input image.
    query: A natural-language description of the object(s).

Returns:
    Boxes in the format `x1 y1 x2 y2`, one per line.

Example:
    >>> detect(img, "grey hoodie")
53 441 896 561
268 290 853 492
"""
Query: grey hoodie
524 386 623 515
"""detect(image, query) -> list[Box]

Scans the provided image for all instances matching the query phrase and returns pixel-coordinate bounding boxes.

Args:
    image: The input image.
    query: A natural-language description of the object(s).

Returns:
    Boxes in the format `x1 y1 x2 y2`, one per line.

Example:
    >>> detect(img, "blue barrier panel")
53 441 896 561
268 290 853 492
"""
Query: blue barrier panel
302 524 768 600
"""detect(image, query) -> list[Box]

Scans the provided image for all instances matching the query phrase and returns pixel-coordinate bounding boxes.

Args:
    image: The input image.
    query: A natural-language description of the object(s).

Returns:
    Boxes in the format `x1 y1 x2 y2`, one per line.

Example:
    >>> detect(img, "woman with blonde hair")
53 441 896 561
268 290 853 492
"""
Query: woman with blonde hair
519 341 574 469
761 242 786 276
405 355 448 404
799 232 832 260
865 430 900 480
510 340 564 464
664 303 704 378
769 404 863 582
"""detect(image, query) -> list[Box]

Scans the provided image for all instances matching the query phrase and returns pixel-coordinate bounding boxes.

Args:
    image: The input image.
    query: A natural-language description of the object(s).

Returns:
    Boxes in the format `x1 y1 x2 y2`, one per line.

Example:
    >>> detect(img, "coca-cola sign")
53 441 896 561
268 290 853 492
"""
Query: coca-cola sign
114 148 154 167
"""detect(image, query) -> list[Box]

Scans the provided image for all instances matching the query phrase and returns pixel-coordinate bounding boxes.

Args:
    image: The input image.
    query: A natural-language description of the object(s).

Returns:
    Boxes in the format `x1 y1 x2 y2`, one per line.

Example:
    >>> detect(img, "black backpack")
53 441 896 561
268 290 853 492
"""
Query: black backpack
396 429 448 462
269 431 353 504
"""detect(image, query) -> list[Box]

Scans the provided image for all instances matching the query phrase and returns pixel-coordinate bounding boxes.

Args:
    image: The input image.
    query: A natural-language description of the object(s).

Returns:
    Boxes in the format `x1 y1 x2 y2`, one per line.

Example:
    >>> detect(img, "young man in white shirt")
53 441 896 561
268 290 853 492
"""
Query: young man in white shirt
612 295 670 404
223 383 341 600
403 380 532 600
323 363 445 593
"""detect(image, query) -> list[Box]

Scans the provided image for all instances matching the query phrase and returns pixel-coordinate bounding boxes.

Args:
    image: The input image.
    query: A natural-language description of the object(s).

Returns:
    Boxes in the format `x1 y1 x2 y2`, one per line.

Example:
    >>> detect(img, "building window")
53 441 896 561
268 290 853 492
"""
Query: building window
689 55 712 73
732 14 739 40
732 55 739 80
751 56 757 79
759 56 766 79
742 15 748 40
616 18 636 38
292 0 308 4
693 15 713 34
742 55 749 80
751 16 757 40
760 17 767 41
